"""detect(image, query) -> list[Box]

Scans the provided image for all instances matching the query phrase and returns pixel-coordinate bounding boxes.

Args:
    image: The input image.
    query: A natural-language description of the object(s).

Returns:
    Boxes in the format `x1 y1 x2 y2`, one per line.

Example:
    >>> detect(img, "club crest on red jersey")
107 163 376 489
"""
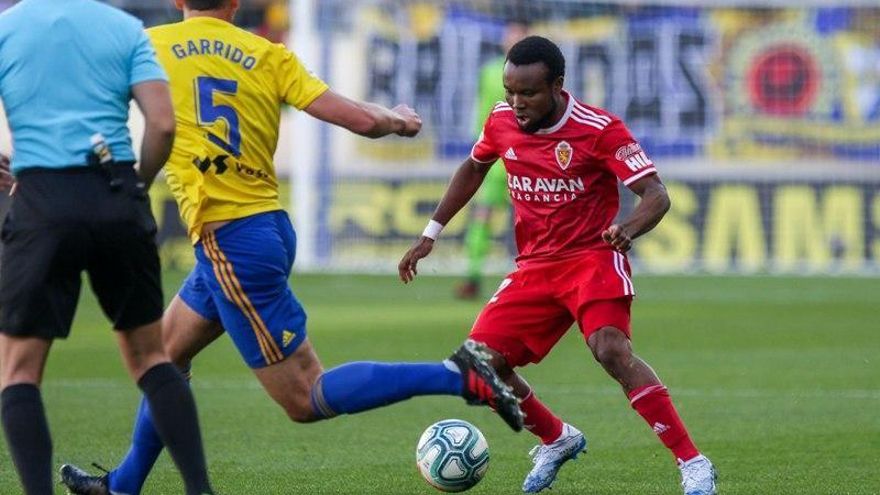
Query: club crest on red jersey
555 141 573 170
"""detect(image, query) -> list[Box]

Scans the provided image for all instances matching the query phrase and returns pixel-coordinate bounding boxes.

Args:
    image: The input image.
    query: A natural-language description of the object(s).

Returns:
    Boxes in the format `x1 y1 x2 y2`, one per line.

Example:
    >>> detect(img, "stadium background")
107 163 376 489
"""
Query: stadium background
3 0 879 276
0 1 878 494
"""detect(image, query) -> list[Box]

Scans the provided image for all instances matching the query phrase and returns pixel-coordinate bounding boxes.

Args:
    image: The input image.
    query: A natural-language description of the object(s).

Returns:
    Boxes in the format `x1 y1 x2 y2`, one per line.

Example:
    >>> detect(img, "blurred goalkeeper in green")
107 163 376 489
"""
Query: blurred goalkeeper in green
456 21 529 299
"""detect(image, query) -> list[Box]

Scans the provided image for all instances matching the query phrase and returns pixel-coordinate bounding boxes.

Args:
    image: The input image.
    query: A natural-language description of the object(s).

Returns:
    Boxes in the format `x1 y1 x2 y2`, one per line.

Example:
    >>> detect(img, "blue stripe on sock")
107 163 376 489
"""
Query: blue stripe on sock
309 375 338 419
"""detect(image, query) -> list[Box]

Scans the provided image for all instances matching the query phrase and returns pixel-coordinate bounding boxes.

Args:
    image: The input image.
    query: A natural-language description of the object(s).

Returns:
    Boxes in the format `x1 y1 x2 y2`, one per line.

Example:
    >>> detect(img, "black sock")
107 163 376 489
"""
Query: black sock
1 384 53 495
138 363 214 495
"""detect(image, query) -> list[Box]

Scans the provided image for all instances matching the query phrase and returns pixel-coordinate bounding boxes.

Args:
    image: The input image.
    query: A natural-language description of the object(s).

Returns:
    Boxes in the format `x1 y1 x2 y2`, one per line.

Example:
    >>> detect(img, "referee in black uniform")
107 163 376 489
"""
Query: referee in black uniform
0 1 215 494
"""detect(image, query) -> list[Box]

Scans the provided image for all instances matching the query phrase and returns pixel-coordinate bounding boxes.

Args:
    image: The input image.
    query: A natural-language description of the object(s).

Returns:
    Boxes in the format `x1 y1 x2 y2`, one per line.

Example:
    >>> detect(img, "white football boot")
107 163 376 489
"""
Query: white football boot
521 423 587 493
679 454 717 495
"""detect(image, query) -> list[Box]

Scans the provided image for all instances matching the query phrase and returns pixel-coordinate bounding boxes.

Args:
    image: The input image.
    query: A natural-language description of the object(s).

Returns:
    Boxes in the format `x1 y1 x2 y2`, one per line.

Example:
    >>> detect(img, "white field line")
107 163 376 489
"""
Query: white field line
44 379 880 401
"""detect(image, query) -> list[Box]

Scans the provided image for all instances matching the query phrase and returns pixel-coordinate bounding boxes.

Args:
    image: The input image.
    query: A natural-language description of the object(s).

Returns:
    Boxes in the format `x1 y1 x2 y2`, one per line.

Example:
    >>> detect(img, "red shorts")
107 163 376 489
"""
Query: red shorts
469 250 634 368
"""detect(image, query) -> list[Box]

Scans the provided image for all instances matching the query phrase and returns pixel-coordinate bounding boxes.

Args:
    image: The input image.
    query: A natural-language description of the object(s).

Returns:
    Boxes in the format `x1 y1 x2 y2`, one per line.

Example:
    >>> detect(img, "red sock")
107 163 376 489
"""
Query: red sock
521 391 564 444
628 384 699 462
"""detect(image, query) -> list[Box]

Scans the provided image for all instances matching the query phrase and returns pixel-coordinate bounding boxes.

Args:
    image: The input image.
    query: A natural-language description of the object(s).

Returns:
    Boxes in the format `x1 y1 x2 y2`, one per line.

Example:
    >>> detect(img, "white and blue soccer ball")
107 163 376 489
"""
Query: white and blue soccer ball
416 419 489 492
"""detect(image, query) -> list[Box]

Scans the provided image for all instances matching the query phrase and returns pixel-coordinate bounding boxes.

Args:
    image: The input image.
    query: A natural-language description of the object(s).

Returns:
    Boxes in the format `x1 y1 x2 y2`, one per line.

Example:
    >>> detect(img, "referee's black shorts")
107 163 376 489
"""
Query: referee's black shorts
0 165 164 338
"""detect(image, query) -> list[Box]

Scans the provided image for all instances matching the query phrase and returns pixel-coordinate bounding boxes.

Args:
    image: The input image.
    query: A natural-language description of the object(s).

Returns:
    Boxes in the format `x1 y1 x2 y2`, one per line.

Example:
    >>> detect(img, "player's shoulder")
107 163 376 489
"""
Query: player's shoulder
490 101 512 115
232 27 280 52
148 19 275 51
573 99 619 122
229 32 292 72
77 0 144 32
146 21 182 41
568 95 620 133
1 0 139 30
0 0 27 27
485 101 514 126
203 22 282 57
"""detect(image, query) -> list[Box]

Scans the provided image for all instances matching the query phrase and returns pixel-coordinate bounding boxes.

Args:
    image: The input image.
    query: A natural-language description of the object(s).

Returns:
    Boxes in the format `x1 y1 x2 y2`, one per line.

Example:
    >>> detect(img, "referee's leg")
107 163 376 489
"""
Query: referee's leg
0 334 53 495
117 320 215 495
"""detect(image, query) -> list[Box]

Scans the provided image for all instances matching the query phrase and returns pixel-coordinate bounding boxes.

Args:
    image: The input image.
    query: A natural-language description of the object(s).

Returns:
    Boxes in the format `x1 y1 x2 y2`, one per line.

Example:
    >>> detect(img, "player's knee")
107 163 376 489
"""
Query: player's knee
593 346 626 369
0 368 41 389
282 398 319 423
175 361 193 381
286 410 316 424
495 363 514 381
486 352 511 377
490 355 516 382
166 345 187 367
170 352 191 370
125 350 169 382
269 383 320 423
589 327 631 367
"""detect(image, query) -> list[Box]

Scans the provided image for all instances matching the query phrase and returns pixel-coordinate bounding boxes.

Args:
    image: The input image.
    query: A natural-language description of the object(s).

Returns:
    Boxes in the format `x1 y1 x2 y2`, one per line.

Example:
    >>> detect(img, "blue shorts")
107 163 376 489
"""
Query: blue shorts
179 210 307 368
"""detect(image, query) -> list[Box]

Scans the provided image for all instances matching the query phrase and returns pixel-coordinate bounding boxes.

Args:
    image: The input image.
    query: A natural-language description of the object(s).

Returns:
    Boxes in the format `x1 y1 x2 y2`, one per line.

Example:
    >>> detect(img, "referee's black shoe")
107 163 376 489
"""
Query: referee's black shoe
60 463 109 495
449 340 524 432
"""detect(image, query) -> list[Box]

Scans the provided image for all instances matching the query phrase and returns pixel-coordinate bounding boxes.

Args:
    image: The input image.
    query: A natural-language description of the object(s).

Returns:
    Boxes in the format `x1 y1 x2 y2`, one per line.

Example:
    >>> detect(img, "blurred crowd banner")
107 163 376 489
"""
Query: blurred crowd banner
323 4 880 168
149 174 879 274
5 1 877 274
289 2 880 274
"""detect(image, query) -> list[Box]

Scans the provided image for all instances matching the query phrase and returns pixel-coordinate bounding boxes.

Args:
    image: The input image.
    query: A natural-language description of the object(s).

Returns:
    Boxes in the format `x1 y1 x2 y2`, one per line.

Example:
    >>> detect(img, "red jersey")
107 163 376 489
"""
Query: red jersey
471 91 657 264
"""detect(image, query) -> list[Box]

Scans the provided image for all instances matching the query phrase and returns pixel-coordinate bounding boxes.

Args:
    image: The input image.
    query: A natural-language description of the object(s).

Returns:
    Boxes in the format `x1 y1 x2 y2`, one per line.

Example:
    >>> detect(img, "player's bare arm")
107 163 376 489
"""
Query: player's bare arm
398 157 493 283
305 89 422 138
131 80 175 188
602 174 670 253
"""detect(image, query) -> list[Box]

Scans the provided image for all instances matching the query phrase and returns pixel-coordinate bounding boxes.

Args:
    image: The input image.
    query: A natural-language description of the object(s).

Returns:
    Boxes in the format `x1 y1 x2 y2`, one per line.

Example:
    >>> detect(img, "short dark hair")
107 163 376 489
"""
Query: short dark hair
506 36 565 83
185 0 226 10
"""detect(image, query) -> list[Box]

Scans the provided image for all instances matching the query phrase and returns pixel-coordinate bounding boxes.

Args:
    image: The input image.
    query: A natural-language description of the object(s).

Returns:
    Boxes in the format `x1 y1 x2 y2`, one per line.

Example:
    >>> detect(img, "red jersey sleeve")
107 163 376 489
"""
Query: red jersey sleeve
470 113 500 164
595 120 657 187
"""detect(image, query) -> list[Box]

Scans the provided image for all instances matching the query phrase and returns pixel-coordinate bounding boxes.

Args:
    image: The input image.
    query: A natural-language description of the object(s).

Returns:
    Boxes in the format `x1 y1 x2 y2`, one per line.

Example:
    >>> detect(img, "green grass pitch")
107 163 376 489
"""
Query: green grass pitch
1 272 877 494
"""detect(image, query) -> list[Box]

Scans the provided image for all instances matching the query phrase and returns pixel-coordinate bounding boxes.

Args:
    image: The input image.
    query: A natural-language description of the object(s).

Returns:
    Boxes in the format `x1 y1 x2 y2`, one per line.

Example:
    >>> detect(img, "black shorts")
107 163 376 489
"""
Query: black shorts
0 165 163 338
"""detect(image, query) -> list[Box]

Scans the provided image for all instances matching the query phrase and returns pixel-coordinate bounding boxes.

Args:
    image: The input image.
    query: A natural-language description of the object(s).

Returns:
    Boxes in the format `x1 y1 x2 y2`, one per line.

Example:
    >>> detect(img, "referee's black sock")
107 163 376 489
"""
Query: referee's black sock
138 363 214 495
1 383 53 495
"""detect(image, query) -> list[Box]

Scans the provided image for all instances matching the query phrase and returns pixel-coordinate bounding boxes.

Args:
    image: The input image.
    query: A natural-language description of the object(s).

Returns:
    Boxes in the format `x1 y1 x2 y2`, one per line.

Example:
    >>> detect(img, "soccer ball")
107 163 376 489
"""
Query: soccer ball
415 419 489 492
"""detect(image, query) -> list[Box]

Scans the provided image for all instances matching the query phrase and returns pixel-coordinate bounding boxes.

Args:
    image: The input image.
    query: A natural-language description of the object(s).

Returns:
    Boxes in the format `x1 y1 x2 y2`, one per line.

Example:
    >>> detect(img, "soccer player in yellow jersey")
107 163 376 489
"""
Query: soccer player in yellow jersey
61 1 522 493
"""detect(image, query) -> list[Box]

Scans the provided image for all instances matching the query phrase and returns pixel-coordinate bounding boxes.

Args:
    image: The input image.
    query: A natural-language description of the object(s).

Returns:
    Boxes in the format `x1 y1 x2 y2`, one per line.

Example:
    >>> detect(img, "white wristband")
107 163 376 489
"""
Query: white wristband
422 220 444 240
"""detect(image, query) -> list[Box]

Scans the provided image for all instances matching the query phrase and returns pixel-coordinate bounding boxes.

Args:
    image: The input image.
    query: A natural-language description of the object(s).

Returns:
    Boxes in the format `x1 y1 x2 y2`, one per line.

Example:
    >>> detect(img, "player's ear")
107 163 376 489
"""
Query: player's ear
552 76 564 93
173 0 185 11
229 0 240 11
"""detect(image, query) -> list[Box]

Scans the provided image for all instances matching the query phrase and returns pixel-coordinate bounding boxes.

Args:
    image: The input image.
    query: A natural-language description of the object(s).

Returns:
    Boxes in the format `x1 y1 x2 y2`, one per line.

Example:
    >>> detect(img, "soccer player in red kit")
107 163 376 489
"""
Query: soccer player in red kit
399 36 716 495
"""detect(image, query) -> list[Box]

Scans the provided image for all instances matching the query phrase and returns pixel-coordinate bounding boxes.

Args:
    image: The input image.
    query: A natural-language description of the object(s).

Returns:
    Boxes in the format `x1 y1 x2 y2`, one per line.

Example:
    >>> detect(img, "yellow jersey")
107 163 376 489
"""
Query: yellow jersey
147 17 328 241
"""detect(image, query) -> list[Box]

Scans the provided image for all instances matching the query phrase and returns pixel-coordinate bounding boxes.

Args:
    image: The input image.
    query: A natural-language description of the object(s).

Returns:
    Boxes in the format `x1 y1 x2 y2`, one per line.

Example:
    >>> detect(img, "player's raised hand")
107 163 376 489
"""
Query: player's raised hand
0 152 15 191
398 237 434 283
602 224 632 253
392 104 422 137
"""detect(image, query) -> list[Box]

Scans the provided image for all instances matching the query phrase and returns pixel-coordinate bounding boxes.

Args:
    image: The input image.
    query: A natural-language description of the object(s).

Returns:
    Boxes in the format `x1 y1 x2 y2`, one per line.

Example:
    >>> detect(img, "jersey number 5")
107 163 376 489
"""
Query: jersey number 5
195 76 242 157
